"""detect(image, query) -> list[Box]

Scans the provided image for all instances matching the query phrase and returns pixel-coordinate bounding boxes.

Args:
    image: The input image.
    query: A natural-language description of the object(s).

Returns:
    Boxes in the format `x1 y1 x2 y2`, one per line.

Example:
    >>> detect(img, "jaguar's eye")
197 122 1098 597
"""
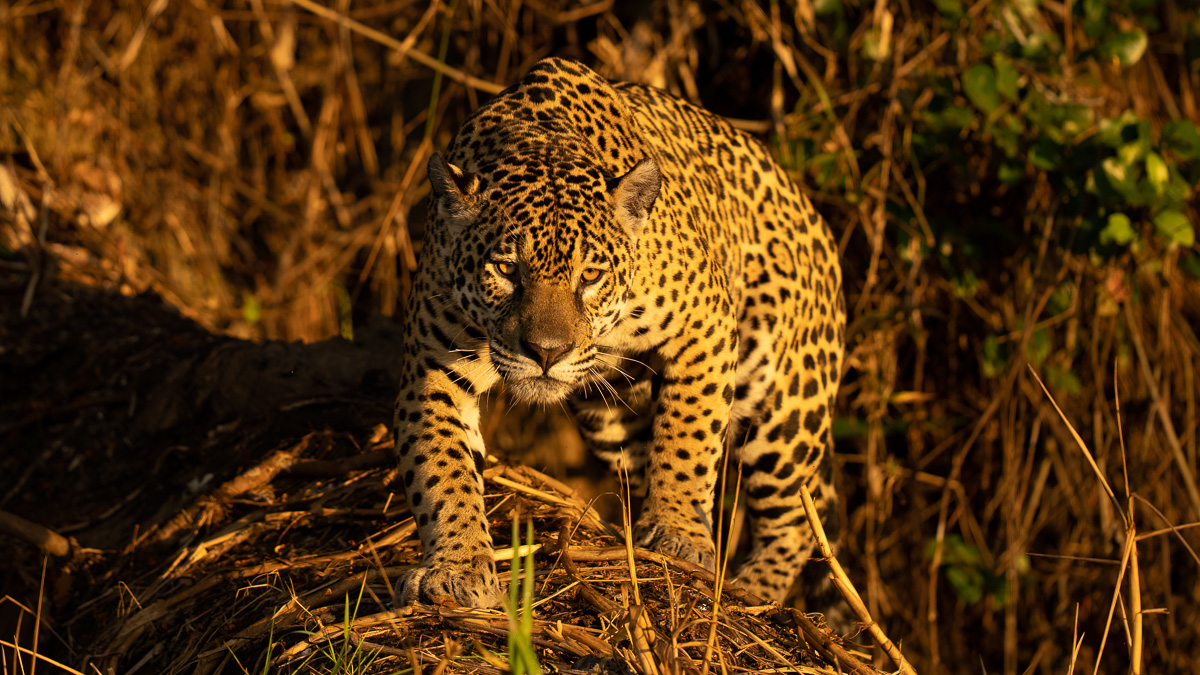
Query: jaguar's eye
493 261 519 279
580 268 604 285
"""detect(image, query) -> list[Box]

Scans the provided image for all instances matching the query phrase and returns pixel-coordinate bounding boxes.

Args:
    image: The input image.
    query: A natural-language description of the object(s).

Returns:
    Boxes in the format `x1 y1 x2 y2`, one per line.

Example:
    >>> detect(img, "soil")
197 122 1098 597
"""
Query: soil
1 274 405 668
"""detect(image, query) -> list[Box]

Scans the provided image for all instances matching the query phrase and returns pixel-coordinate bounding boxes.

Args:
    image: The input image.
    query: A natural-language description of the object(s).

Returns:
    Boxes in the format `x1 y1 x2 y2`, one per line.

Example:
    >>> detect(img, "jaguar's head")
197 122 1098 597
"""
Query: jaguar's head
427 151 660 404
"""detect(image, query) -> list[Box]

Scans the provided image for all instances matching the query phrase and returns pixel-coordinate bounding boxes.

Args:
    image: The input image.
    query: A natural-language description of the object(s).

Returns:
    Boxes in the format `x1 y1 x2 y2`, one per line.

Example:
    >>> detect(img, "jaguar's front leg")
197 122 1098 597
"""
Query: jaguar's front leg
634 311 738 570
393 361 499 608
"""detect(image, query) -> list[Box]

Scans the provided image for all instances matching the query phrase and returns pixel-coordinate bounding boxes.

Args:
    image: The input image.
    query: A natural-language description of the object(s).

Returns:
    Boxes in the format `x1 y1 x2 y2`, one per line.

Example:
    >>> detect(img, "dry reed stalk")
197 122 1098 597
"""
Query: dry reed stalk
628 600 661 675
1030 365 1158 675
492 543 541 562
490 472 610 536
800 485 916 675
1128 508 1143 675
355 135 428 296
0 640 85 675
701 424 745 675
1123 302 1200 520
285 0 504 95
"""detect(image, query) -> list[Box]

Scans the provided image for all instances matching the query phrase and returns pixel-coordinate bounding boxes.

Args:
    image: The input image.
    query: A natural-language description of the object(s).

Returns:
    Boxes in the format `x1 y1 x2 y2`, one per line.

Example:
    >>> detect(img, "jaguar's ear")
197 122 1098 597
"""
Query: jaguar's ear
428 153 481 226
609 157 661 239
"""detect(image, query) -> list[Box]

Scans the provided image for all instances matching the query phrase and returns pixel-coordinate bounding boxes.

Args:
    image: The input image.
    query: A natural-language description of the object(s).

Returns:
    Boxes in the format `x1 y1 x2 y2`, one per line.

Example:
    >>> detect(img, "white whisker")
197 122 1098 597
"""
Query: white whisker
598 375 635 413
594 355 637 385
595 349 657 375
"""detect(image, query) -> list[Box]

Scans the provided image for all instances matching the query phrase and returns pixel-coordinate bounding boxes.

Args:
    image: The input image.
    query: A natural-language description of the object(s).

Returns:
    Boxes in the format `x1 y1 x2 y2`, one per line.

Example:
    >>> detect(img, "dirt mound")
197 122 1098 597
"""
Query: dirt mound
1 280 899 674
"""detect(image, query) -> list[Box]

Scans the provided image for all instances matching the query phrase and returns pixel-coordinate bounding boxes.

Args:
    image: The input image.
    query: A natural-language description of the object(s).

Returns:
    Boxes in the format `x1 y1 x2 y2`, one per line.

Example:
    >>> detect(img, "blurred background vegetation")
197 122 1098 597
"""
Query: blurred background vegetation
3 0 1199 673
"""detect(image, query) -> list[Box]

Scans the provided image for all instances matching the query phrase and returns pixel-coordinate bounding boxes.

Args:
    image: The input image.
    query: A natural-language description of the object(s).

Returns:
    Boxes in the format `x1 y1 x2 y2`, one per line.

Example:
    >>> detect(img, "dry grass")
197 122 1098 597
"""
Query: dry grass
3 0 1200 674
5 427 890 675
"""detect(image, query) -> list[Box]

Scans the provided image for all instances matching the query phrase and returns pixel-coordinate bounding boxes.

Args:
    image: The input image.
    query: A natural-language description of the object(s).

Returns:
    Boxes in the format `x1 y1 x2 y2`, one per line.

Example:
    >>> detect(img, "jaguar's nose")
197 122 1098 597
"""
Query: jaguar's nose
522 337 574 372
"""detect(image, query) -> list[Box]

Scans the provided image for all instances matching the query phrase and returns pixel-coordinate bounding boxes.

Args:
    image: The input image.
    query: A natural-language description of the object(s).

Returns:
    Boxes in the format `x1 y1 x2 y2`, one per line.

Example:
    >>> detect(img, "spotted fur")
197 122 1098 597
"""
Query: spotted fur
393 57 845 607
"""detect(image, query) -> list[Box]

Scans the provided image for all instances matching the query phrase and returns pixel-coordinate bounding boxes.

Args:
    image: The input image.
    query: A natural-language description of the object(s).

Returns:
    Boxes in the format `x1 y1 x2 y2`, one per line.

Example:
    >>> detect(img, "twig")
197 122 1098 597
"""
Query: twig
627 601 661 675
354 137 429 301
1129 496 1200 566
1116 358 1144 675
0 510 76 557
285 0 505 95
564 546 765 605
800 486 916 675
558 624 615 656
559 543 619 614
491 470 615 538
782 609 878 675
150 437 310 545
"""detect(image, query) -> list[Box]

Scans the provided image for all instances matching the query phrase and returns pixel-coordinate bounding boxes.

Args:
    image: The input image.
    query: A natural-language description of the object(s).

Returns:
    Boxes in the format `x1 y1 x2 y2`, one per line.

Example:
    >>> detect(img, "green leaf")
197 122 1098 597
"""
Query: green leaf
242 293 262 325
1102 157 1130 185
1117 122 1151 165
1046 367 1083 396
992 117 1022 157
1056 105 1093 138
1022 32 1061 62
1027 328 1052 367
952 268 980 298
923 104 975 133
981 29 1006 54
1119 142 1150 172
1181 253 1200 278
1162 120 1200 160
993 54 1020 102
1154 209 1195 246
982 334 1008 378
1030 138 1063 170
1047 282 1073 316
1101 213 1137 246
1163 165 1195 207
998 160 1025 184
1096 112 1141 148
945 566 985 604
933 0 964 19
1099 156 1144 205
1082 0 1109 39
807 152 841 187
926 534 984 566
1146 152 1168 195
862 28 890 61
1013 0 1039 14
963 64 1002 114
813 0 841 16
1101 30 1148 66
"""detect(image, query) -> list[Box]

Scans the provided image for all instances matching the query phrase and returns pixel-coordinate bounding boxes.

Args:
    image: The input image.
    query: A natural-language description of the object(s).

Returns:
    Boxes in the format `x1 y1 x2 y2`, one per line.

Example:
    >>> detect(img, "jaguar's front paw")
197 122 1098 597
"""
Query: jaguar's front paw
395 555 500 608
634 520 716 569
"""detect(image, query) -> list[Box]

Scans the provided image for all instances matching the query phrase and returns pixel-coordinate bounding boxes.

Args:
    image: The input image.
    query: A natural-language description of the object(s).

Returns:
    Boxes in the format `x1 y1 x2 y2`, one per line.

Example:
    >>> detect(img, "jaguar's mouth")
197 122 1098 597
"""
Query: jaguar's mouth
503 374 575 405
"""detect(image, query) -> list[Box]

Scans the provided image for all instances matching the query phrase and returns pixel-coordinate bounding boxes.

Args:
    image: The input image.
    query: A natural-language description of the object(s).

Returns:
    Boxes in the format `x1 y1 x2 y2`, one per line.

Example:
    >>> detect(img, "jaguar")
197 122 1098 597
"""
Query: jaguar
392 57 845 608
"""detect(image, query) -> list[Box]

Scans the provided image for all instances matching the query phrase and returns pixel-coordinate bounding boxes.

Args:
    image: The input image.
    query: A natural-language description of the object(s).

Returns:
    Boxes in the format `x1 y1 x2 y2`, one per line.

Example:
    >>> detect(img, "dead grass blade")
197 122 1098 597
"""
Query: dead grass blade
1028 365 1124 525
1030 364 1150 675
